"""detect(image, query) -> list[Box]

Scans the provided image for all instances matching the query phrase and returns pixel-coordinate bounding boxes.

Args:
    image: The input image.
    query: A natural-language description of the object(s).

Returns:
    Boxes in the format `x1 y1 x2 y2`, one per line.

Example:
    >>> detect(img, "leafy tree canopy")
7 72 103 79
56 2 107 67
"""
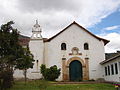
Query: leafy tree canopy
0 21 23 66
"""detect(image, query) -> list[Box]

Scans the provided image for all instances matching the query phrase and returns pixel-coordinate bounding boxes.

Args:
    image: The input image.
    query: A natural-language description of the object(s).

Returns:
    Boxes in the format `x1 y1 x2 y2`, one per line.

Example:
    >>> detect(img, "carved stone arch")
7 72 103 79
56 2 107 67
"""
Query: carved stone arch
62 57 89 81
67 57 85 67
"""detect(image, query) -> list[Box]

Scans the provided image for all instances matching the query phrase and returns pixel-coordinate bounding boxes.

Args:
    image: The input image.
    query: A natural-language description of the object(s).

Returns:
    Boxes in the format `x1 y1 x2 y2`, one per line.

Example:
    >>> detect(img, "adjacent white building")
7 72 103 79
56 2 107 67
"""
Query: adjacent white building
100 54 120 82
14 21 111 81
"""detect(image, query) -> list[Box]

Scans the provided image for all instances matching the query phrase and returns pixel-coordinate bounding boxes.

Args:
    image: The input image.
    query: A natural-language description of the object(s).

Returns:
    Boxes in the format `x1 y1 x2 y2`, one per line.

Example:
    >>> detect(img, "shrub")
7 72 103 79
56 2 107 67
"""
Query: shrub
40 64 61 81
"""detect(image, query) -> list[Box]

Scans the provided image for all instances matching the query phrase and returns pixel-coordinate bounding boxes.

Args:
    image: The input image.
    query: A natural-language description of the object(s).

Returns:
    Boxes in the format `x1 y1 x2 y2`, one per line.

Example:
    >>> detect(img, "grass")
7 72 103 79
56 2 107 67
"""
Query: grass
10 80 115 90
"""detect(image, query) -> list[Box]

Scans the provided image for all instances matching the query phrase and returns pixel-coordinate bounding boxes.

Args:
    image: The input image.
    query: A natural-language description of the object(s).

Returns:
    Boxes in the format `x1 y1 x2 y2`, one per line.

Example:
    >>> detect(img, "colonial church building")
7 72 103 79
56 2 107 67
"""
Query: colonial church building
14 21 112 81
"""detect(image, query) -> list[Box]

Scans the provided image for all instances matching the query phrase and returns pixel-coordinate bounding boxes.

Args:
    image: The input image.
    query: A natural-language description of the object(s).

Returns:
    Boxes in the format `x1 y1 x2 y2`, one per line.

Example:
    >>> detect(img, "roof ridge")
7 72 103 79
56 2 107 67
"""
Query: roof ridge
45 21 109 45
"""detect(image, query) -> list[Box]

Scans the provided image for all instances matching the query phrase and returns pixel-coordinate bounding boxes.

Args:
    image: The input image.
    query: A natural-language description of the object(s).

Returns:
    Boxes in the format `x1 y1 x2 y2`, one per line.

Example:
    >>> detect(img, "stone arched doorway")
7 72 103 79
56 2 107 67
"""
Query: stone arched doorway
62 57 89 81
69 60 82 81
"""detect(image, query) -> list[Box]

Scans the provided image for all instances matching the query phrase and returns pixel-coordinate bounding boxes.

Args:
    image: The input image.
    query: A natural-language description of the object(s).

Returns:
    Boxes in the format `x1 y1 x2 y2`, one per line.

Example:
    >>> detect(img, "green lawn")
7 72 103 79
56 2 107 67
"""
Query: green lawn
10 80 115 90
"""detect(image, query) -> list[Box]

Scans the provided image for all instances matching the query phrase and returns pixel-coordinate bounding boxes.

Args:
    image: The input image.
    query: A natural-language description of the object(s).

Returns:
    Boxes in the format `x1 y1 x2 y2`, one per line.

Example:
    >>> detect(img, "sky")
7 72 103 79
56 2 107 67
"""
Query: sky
0 0 120 53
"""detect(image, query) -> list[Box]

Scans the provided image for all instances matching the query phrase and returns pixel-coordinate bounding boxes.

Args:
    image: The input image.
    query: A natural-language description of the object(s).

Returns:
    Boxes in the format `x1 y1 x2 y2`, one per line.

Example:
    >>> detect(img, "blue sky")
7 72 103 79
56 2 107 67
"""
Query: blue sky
89 9 120 35
87 9 120 53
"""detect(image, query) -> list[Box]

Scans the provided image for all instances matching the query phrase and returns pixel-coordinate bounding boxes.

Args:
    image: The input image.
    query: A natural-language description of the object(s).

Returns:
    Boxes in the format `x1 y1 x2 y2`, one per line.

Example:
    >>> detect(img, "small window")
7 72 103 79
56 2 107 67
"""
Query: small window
84 43 89 50
119 62 120 72
36 60 38 63
108 65 110 75
115 63 118 74
61 43 66 50
111 64 114 75
105 67 107 76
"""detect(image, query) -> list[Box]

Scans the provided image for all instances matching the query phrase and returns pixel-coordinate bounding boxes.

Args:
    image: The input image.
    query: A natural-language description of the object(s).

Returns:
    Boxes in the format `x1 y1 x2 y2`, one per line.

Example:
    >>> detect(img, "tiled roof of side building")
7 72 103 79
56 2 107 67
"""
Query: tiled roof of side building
100 52 120 65
18 34 48 45
19 34 30 39
19 35 30 46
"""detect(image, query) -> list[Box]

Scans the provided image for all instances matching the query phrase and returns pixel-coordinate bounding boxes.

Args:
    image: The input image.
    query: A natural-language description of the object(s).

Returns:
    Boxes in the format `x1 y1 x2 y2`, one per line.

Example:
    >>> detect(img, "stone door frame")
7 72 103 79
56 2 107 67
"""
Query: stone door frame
62 57 89 81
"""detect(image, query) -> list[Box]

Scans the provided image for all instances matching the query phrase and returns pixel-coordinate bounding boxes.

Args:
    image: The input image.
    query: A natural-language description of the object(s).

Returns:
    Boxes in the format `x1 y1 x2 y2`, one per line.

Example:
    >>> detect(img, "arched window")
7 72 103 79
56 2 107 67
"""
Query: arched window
84 43 89 50
61 43 66 50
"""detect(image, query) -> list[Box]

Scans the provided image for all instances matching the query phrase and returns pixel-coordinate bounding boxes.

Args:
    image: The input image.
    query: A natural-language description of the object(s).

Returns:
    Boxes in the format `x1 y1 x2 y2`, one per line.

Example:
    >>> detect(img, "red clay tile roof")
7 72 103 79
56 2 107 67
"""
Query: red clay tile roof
100 54 120 65
19 35 30 46
45 21 109 45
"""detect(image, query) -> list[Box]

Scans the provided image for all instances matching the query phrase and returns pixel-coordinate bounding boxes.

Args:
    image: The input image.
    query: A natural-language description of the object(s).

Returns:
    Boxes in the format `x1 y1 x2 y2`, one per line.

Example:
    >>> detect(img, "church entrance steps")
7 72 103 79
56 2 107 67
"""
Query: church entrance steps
52 81 110 85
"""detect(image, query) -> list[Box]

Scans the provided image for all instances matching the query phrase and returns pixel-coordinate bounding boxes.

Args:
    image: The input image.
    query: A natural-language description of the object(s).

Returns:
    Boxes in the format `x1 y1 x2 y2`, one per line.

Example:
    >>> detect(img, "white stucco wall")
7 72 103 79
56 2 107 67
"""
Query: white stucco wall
44 24 105 81
14 23 106 81
102 57 120 82
14 39 44 79
28 39 44 79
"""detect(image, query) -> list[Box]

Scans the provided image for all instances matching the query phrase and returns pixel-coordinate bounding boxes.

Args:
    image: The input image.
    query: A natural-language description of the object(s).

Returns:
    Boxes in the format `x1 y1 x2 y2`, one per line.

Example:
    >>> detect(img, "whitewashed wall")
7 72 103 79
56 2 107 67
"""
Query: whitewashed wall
45 24 105 81
14 23 106 81
102 57 120 82
14 39 44 79
28 39 44 79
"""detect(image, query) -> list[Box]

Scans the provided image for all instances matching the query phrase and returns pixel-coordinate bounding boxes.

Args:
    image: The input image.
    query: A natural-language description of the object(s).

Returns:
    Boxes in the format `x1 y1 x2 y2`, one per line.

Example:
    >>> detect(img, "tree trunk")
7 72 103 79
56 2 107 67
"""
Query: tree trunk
0 79 3 90
24 69 27 84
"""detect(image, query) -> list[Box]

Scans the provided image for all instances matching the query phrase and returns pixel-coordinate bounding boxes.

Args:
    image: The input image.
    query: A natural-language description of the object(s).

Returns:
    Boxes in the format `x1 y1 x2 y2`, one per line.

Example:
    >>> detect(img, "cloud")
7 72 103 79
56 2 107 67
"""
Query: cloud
16 0 120 27
0 0 120 53
103 25 120 30
0 0 120 38
99 33 120 53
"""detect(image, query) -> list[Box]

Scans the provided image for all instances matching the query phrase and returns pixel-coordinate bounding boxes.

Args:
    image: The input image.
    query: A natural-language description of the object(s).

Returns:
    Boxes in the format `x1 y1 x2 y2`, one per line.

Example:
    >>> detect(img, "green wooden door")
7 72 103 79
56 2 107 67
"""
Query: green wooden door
69 60 82 81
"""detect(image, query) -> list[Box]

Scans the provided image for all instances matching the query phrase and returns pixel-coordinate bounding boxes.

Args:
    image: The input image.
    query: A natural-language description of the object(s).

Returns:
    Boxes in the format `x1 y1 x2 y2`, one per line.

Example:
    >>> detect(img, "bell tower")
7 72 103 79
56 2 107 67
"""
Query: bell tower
29 20 44 79
31 20 42 39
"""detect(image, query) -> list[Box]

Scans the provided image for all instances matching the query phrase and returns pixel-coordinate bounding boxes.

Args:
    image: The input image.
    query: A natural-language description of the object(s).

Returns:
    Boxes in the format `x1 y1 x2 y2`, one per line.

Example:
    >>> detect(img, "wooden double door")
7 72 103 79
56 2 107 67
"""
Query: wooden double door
69 60 83 81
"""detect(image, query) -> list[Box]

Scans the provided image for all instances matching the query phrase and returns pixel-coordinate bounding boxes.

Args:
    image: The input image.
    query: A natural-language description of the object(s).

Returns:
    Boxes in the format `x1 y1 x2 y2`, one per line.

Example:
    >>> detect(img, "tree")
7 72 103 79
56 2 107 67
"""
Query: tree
40 64 61 81
0 21 34 89
15 46 34 83
0 21 21 89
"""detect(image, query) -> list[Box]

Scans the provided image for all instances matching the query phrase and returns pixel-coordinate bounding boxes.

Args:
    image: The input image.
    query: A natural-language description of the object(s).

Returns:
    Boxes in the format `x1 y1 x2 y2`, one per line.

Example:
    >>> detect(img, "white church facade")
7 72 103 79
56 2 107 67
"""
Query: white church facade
14 21 115 81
